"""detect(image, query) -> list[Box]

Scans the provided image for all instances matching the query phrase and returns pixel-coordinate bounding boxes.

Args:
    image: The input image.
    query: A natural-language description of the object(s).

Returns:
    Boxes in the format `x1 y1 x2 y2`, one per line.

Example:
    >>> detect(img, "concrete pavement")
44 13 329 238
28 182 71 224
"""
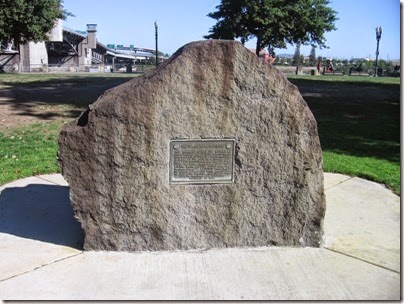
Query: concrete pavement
0 173 400 300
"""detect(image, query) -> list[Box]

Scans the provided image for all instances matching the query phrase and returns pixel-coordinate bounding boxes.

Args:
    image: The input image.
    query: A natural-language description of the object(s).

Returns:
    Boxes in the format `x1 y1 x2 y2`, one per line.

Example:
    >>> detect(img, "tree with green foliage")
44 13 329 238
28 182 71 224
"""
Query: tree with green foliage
0 0 71 49
309 45 316 66
356 62 364 73
292 43 301 66
204 0 338 56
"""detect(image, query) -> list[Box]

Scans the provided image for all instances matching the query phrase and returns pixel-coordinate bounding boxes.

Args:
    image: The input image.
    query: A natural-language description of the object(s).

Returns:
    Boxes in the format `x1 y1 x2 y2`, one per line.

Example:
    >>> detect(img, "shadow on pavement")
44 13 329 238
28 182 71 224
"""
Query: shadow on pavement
0 184 84 249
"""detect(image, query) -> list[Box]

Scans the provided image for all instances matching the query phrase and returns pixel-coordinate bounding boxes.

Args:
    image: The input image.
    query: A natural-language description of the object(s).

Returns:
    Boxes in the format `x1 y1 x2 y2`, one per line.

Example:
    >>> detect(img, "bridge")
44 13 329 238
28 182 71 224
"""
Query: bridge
106 44 156 55
59 27 157 65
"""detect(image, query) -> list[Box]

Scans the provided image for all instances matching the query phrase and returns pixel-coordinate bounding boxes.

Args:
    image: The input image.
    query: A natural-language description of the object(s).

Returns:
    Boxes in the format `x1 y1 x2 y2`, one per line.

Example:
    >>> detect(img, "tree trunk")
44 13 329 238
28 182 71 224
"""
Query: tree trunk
255 36 261 56
18 43 22 73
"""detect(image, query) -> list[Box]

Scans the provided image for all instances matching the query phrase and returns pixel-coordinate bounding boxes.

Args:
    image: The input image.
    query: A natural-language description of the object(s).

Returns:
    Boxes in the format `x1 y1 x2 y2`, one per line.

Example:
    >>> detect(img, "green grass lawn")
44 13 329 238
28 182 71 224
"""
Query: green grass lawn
288 75 400 194
0 73 400 194
0 121 62 183
287 74 401 85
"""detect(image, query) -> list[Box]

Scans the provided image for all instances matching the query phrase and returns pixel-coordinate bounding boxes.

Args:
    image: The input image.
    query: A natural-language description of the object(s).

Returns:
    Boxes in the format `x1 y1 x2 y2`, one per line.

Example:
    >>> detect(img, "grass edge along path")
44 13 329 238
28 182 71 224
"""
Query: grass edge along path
323 151 399 194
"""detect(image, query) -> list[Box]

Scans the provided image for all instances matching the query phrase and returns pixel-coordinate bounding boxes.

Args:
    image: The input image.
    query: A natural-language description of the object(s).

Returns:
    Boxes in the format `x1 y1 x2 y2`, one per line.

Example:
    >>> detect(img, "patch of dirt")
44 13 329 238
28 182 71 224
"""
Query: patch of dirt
0 95 82 129
0 76 133 130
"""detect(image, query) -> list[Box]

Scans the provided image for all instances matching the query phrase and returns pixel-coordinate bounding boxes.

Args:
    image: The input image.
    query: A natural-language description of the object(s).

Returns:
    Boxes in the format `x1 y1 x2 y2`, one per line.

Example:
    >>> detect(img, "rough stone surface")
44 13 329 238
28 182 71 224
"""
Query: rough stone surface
58 40 325 251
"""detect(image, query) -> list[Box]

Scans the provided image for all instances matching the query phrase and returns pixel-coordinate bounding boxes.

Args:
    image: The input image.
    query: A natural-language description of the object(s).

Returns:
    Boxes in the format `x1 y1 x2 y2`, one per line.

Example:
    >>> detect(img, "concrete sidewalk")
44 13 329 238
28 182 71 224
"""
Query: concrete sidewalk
0 173 400 300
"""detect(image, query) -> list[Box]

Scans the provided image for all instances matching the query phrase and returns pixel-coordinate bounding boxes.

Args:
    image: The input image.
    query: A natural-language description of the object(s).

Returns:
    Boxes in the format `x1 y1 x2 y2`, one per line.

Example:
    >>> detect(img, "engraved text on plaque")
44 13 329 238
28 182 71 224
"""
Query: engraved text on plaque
170 139 235 184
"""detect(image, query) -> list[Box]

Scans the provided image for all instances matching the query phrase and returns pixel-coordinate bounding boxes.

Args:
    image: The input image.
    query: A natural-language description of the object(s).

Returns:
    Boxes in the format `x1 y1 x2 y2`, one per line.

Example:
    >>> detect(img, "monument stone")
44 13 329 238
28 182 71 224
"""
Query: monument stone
58 40 326 251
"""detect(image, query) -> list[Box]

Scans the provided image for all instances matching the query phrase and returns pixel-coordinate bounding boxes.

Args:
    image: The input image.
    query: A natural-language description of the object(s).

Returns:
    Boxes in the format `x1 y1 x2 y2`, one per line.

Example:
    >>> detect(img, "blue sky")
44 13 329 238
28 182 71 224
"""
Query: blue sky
62 0 401 60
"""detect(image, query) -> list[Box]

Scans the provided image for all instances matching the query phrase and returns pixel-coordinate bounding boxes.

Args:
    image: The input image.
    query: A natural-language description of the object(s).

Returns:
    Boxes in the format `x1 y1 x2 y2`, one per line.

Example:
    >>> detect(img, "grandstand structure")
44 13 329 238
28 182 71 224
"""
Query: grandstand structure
0 20 161 73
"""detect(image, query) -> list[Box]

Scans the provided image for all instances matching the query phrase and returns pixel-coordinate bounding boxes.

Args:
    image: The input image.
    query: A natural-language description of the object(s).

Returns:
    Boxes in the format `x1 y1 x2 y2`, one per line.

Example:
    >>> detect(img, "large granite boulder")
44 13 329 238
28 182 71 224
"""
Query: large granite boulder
58 40 325 251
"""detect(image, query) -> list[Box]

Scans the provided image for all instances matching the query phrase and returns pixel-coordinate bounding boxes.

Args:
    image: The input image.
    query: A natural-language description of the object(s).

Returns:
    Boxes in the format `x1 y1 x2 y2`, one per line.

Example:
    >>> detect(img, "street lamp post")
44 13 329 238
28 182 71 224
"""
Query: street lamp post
374 26 382 77
154 21 158 67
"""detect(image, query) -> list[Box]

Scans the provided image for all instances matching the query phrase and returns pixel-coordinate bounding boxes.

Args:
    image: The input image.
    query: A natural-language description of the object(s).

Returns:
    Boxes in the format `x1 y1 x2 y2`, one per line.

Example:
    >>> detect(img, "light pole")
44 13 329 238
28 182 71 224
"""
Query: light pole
374 26 382 77
154 21 158 67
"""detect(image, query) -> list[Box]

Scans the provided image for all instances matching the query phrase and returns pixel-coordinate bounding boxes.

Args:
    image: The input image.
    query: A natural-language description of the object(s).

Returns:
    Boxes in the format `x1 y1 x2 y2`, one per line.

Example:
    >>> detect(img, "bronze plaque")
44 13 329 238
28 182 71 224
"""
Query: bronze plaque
170 139 235 184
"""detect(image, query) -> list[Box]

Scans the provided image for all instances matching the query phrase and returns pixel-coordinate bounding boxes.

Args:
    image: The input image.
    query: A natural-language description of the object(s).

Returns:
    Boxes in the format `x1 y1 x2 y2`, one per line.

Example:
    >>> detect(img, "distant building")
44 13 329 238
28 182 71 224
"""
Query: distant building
0 19 160 73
